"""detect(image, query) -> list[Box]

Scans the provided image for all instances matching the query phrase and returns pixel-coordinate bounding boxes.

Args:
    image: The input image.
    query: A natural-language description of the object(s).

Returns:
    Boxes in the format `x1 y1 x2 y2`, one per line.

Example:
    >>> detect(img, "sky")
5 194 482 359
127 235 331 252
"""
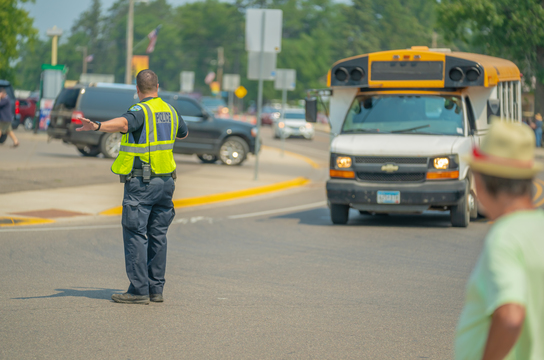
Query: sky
24 0 196 39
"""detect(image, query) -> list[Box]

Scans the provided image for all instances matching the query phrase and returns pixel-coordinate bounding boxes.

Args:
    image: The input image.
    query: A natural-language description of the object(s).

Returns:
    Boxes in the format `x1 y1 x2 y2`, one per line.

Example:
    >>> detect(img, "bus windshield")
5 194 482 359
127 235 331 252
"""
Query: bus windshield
342 94 465 136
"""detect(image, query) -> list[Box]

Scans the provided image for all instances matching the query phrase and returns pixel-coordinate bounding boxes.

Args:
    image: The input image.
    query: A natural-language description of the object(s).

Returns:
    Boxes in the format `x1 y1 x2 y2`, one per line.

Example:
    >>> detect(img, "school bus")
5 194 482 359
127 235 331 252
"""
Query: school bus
307 46 521 227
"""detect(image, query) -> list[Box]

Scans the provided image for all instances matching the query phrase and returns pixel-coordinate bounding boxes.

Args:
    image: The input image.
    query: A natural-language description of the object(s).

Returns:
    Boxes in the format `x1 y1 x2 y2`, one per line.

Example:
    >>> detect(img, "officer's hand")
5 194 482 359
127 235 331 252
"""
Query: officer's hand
75 117 98 132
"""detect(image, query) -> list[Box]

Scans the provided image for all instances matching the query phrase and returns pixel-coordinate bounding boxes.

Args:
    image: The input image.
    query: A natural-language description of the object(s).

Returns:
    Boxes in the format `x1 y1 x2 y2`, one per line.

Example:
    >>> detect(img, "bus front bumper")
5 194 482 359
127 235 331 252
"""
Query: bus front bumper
326 179 467 213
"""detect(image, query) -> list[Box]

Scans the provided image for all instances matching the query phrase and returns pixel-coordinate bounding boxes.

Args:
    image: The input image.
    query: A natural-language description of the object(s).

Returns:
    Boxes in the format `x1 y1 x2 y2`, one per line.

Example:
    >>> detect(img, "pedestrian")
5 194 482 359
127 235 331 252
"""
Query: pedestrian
76 69 188 305
535 113 542 147
0 89 19 147
454 120 544 359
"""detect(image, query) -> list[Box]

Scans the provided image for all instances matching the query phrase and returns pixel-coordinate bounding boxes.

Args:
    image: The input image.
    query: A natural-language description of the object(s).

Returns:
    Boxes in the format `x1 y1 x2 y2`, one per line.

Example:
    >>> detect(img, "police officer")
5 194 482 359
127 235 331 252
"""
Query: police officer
76 69 188 305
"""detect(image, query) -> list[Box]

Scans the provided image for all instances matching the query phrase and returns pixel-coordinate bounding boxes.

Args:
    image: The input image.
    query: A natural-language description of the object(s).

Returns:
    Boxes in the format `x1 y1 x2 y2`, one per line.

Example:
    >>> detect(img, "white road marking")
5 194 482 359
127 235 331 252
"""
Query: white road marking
173 216 213 225
227 201 327 219
0 202 326 233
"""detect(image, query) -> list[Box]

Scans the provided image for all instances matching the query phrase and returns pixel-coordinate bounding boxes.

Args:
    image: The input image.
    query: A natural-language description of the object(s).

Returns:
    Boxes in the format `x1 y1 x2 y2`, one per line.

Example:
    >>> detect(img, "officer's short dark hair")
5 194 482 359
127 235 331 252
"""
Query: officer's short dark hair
479 173 533 198
136 69 158 94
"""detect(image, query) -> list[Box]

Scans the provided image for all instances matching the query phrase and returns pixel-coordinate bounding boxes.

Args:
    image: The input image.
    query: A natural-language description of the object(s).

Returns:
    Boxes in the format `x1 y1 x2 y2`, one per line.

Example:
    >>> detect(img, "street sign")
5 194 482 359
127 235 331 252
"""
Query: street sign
274 69 296 91
210 81 220 95
235 86 247 98
223 74 240 91
180 71 195 93
42 69 64 99
245 9 283 53
204 72 215 85
247 51 277 80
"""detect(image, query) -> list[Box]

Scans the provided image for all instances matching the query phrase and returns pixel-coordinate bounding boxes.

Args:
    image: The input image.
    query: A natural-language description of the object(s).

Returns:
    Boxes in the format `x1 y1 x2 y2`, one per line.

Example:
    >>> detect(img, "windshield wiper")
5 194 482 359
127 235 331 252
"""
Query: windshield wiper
391 124 431 133
342 129 382 134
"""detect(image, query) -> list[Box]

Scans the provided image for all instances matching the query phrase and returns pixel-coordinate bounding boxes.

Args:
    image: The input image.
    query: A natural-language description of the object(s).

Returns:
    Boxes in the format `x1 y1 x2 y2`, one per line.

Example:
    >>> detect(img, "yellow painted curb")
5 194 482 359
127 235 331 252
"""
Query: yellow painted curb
0 217 55 227
100 177 311 216
262 145 321 169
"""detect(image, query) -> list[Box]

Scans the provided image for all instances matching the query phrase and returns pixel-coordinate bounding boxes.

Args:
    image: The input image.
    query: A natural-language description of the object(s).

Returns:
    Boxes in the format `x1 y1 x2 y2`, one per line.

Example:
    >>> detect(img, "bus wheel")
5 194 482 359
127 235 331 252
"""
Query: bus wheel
469 191 479 220
331 204 349 225
451 181 470 227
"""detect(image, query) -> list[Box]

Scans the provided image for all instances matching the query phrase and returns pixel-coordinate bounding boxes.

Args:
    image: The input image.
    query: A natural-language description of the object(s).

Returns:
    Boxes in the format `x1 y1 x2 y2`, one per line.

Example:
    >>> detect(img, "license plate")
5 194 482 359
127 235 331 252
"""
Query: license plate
377 191 400 204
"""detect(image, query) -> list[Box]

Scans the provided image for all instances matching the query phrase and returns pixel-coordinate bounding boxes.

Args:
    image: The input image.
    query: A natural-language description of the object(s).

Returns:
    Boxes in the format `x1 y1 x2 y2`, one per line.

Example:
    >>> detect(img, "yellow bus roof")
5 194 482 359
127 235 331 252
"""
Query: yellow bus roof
328 47 520 88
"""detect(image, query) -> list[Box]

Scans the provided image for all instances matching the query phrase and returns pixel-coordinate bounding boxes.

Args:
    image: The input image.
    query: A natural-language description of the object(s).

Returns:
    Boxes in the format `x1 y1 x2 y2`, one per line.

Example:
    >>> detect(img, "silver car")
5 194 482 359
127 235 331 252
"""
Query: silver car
273 109 314 140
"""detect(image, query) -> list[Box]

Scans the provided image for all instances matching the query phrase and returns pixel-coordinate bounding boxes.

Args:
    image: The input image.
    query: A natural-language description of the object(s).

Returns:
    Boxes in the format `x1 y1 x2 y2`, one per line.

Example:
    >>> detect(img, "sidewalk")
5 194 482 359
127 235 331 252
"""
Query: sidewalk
0 144 320 226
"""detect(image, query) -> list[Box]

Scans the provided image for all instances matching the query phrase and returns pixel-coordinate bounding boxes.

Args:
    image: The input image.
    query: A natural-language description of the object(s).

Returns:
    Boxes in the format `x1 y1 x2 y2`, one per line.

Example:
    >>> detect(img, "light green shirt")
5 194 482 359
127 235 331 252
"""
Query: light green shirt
455 209 544 360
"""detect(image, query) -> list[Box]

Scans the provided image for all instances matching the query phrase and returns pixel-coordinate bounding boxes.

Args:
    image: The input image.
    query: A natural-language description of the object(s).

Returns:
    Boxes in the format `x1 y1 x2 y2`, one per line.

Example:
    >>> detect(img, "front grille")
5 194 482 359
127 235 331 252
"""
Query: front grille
354 156 427 165
356 172 426 182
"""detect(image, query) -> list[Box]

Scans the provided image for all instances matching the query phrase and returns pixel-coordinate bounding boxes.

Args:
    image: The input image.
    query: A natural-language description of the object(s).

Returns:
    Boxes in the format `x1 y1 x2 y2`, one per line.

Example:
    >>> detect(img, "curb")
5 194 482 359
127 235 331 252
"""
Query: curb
100 177 310 216
0 217 55 228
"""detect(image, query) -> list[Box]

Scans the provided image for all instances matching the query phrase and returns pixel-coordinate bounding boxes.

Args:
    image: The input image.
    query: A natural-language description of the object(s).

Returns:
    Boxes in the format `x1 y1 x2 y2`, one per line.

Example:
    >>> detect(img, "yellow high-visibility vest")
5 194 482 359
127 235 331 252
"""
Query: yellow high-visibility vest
111 97 179 175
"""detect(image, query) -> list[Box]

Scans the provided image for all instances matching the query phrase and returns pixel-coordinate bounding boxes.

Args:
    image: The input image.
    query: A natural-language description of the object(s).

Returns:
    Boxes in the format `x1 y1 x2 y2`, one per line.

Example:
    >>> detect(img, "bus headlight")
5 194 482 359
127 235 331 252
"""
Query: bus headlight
433 157 449 170
251 127 258 137
278 122 285 129
336 156 352 168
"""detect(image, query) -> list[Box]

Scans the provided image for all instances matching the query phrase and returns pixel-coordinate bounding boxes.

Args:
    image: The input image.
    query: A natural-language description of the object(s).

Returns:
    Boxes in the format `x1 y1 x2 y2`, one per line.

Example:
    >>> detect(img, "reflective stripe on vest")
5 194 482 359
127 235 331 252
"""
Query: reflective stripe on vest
111 97 178 175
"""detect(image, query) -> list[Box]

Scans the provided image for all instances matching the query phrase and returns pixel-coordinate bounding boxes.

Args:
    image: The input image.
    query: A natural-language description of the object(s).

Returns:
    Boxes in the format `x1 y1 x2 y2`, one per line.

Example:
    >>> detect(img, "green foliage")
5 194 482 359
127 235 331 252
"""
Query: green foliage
0 0 38 84
437 0 544 112
15 0 456 106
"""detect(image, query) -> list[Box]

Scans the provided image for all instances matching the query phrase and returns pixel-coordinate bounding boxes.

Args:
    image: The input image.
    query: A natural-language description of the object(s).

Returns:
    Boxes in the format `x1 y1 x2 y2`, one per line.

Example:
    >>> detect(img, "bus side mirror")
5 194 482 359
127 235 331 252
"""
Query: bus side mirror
305 97 317 123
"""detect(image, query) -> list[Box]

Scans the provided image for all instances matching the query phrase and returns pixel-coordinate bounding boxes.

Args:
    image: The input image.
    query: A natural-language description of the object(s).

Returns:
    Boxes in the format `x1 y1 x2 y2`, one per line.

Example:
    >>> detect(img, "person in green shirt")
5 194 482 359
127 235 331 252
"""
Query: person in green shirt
455 120 544 360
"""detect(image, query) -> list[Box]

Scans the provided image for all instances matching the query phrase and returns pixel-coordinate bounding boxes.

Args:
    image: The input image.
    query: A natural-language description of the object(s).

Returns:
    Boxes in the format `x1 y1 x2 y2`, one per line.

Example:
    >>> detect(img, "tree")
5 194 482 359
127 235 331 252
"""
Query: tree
437 0 544 114
0 0 38 84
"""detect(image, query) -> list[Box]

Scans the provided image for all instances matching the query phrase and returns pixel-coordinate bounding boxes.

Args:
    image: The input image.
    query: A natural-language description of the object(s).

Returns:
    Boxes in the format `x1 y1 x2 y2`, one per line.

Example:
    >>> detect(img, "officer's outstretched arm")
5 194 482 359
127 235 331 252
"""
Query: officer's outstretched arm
76 117 128 133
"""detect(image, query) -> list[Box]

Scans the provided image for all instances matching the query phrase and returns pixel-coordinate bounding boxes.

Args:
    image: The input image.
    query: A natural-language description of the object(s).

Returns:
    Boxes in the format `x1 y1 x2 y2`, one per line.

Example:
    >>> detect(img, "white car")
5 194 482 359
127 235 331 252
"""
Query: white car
273 110 314 140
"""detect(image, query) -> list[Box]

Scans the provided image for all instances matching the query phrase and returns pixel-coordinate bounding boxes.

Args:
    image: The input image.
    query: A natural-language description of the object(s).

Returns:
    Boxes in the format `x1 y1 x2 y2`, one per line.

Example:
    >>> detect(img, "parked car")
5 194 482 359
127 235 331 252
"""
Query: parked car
47 84 256 165
0 80 20 143
273 109 314 140
18 97 38 131
261 106 280 126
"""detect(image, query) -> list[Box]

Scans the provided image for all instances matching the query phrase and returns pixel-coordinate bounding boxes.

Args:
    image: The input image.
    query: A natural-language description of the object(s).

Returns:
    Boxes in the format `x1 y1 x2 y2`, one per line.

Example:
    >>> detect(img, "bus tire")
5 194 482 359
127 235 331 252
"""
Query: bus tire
451 181 470 227
331 204 349 225
469 190 479 220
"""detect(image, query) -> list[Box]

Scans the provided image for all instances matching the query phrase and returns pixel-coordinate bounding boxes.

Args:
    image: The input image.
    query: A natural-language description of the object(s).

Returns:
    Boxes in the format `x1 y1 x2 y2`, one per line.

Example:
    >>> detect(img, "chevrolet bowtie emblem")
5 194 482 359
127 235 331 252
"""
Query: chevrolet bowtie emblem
381 164 399 172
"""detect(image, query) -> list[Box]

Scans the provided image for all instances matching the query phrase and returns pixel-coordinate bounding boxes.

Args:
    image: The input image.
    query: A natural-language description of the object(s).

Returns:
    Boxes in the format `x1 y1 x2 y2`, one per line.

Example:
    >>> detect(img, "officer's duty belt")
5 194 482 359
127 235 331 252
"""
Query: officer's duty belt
120 169 177 183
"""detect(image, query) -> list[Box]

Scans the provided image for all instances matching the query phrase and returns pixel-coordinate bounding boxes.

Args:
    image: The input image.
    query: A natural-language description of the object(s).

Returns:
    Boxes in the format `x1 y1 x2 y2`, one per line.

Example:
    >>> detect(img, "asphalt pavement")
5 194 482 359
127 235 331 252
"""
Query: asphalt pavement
1 126 544 359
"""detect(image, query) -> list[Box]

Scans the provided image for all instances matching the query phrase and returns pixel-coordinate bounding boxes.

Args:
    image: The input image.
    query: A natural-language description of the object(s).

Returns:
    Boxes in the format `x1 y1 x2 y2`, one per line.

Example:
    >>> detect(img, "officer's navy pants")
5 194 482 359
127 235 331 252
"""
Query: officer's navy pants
121 176 175 296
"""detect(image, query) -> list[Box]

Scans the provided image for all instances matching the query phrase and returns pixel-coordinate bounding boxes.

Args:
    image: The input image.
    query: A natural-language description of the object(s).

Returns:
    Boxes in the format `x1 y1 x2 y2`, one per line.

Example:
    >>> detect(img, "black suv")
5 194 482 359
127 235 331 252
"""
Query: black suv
47 84 256 165
0 80 20 143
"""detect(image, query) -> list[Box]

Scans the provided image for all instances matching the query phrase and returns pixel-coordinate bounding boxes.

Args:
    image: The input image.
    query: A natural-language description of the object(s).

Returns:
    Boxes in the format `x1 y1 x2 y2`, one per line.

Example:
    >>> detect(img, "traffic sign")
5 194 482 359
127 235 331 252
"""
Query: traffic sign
245 9 283 53
180 71 195 93
210 81 220 94
274 69 296 91
235 86 247 98
223 74 241 91
204 72 215 85
247 51 277 80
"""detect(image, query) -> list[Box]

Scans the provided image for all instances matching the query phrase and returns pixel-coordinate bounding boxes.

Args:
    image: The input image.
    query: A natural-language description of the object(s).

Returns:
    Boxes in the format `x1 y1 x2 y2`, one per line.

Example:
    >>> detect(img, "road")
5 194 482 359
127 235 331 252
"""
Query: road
1 127 543 359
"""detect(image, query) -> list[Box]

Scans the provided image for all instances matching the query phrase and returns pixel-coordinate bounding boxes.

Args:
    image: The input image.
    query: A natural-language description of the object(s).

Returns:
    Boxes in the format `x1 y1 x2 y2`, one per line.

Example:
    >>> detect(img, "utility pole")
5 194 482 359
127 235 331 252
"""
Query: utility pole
46 26 63 66
77 46 88 74
217 47 224 98
125 0 134 84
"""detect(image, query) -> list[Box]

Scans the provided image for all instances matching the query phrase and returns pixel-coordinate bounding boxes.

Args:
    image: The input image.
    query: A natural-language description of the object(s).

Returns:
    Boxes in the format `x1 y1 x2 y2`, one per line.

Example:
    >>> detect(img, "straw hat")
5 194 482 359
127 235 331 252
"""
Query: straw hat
464 119 543 179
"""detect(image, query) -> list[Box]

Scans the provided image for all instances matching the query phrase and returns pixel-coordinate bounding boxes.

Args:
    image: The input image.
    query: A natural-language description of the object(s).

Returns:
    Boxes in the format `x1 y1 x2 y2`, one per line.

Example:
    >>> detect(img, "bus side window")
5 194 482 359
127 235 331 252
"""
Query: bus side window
465 97 476 132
